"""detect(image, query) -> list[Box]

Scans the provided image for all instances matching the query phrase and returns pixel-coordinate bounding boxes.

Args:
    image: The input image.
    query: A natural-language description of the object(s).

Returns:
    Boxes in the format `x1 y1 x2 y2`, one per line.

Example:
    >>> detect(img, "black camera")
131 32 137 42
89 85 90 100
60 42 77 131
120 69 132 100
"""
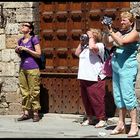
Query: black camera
80 33 89 50
102 16 112 26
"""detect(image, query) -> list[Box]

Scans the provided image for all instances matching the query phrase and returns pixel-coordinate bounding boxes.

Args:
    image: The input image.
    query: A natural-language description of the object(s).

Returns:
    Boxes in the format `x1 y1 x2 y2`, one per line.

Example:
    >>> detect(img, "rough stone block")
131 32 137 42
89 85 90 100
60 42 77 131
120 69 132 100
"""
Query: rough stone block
0 51 2 61
0 29 4 34
15 62 20 77
0 77 4 85
16 7 39 22
3 2 33 8
2 49 11 62
5 92 22 103
10 49 21 63
0 108 6 115
136 89 140 100
1 62 15 76
2 77 18 92
5 23 19 35
0 93 6 103
0 102 8 108
0 62 3 75
6 103 22 115
137 54 140 63
136 78 140 89
0 34 6 50
6 35 23 49
4 8 16 24
16 8 34 22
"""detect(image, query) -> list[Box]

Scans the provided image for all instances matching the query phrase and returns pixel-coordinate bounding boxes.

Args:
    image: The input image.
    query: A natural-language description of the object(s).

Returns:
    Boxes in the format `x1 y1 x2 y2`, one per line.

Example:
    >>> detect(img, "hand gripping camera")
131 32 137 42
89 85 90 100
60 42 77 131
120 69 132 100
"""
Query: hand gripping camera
80 33 89 50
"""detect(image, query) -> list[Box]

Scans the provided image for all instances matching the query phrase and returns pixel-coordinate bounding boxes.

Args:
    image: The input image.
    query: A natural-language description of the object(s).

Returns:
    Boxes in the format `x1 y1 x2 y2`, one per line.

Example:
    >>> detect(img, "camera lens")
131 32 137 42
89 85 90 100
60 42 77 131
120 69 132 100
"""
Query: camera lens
80 34 89 42
80 34 89 50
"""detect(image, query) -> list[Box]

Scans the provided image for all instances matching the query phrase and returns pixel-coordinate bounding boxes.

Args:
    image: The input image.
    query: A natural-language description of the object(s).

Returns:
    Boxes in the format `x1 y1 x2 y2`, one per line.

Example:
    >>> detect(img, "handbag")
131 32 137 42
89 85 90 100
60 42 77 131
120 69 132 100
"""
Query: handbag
101 54 112 77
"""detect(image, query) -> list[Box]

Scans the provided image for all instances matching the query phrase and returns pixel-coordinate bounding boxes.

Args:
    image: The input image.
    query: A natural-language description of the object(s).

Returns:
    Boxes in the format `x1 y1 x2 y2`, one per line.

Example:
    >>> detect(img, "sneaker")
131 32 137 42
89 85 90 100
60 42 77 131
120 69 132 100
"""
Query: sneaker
81 119 93 126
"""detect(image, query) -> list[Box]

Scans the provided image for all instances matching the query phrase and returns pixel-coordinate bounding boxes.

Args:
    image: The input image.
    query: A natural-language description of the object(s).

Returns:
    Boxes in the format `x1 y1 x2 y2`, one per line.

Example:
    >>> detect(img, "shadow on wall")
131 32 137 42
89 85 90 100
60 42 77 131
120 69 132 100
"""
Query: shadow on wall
0 80 3 93
39 84 49 113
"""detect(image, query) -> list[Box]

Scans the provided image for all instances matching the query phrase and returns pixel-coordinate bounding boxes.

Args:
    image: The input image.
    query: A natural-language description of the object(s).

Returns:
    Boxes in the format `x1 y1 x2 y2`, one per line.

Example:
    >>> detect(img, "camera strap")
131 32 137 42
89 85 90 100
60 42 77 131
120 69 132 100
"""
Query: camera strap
120 27 133 35
81 44 88 51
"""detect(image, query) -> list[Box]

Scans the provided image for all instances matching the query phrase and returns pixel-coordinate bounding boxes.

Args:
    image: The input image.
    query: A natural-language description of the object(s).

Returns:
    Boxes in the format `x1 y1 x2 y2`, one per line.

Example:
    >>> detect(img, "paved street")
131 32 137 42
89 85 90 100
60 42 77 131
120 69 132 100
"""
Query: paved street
0 113 139 138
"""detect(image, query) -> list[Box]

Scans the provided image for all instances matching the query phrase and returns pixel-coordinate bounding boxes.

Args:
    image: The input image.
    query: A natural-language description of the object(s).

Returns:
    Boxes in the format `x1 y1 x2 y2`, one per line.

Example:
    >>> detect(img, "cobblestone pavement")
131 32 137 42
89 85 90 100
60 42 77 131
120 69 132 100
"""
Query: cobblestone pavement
0 113 139 138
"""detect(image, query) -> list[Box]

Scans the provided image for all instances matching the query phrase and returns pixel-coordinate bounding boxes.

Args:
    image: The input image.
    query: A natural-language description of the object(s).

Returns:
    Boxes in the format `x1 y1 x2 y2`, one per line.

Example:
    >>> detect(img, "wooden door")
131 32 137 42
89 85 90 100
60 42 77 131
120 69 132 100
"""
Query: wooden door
39 2 130 114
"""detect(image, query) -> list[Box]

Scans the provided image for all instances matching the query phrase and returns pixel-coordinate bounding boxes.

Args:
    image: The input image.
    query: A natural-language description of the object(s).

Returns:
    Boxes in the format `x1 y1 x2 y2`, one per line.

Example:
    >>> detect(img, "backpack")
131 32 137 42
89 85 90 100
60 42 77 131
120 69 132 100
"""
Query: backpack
98 46 112 77
30 36 46 70
101 54 112 77
104 46 111 61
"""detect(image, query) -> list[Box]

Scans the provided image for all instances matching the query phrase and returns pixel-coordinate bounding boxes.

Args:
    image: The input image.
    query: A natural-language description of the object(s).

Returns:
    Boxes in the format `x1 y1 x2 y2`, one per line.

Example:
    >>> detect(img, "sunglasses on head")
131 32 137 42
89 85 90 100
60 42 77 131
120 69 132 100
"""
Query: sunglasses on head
22 24 31 28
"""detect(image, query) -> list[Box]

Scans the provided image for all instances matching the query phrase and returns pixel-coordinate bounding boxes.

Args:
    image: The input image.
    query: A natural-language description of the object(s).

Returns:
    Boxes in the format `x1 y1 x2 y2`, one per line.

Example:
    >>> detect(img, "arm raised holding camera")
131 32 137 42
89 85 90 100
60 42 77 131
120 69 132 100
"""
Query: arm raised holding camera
107 25 139 46
102 15 139 46
75 43 82 57
75 28 103 57
75 33 90 56
87 30 99 53
101 16 122 47
103 25 122 47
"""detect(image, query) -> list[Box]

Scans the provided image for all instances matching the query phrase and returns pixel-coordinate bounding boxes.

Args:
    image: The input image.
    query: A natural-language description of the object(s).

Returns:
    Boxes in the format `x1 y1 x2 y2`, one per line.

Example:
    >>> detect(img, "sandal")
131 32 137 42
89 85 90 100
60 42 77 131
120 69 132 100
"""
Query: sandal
110 121 126 135
110 126 126 135
95 120 107 128
127 123 139 137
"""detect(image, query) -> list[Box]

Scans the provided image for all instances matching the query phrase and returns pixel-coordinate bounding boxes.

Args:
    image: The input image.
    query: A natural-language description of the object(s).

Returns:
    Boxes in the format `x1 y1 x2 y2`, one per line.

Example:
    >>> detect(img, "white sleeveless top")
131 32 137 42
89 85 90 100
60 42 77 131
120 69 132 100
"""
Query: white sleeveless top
77 42 106 81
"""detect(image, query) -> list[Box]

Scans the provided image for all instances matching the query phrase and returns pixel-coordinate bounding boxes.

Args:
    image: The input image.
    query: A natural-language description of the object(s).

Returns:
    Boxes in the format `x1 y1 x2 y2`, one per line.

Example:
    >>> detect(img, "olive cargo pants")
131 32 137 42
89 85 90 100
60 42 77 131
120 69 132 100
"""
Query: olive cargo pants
19 68 41 111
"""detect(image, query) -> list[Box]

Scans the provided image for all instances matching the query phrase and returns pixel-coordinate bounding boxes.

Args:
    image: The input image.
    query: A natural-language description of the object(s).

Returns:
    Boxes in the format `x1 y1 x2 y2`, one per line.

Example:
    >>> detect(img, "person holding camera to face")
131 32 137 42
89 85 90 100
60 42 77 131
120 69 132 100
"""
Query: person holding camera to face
102 11 140 137
75 28 107 128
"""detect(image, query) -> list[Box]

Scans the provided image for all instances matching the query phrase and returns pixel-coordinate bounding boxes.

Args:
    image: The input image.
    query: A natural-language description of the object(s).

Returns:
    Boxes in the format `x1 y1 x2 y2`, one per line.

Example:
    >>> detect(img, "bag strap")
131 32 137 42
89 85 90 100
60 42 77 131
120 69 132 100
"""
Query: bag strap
97 54 103 64
18 37 24 46
30 36 35 48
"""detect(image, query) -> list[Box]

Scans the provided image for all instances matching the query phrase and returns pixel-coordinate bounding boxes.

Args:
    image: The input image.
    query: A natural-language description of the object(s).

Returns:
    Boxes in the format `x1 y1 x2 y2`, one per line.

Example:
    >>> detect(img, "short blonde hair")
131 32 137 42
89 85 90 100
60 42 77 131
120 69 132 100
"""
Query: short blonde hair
120 11 135 23
89 28 102 42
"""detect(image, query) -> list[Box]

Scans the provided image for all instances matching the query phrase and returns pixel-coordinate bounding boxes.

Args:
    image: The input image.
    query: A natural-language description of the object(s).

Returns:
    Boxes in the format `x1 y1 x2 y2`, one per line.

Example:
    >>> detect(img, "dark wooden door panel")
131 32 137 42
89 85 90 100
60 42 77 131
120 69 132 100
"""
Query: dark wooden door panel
39 2 130 114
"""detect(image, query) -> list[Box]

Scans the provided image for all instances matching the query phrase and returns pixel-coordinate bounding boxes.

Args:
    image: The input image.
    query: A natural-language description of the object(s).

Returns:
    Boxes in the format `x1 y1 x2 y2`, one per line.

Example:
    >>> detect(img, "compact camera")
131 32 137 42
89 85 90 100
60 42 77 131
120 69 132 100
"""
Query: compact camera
102 16 112 26
80 33 89 49
80 33 89 42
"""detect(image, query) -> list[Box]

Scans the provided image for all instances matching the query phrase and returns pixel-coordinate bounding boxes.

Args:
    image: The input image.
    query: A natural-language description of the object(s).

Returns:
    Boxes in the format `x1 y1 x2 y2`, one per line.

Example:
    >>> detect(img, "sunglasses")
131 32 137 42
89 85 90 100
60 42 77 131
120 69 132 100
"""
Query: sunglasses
22 24 31 28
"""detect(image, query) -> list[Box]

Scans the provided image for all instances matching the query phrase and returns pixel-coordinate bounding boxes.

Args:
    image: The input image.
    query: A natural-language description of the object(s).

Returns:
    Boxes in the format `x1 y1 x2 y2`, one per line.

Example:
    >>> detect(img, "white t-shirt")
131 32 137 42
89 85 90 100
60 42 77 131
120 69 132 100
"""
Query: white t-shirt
77 42 106 81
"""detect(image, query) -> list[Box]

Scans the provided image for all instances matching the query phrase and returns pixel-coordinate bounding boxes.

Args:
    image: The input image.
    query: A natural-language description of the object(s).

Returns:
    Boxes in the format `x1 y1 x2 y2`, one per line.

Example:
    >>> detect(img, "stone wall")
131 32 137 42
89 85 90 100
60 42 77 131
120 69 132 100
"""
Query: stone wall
0 2 140 115
0 2 39 115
